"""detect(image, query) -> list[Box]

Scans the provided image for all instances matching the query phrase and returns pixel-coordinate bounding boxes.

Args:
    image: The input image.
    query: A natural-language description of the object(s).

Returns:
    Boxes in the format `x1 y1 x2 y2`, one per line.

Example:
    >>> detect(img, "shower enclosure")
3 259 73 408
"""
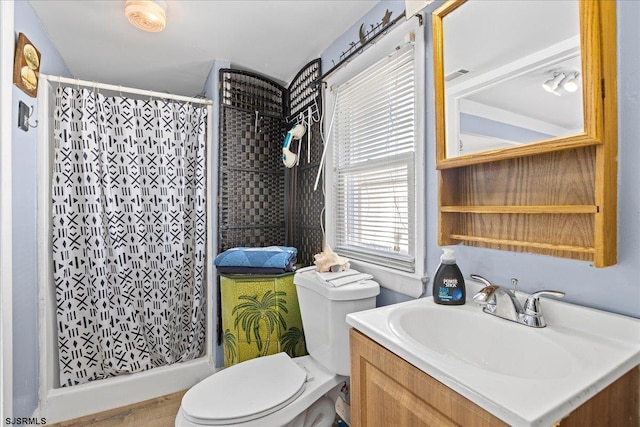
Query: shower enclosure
36 75 215 422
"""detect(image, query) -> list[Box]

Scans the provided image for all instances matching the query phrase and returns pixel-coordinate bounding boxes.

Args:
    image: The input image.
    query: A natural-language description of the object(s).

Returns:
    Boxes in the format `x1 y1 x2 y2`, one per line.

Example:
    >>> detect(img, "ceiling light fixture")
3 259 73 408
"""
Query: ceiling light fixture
562 73 580 93
542 72 565 94
125 0 167 33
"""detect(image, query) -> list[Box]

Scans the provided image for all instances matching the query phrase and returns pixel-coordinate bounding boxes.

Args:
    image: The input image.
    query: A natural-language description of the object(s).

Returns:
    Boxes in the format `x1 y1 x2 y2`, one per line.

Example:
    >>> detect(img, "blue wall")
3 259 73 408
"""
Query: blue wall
321 0 405 75
12 0 72 418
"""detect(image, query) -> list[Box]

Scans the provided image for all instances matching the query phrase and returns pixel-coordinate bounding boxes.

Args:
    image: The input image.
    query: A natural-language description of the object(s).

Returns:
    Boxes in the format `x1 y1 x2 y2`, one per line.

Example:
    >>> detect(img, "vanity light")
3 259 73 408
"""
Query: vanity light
562 73 580 93
125 0 167 33
542 72 565 94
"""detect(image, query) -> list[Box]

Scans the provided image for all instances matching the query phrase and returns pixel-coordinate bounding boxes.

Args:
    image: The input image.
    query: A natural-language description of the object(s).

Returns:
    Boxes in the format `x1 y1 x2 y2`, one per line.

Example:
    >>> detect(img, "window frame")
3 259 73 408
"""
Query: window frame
324 16 426 298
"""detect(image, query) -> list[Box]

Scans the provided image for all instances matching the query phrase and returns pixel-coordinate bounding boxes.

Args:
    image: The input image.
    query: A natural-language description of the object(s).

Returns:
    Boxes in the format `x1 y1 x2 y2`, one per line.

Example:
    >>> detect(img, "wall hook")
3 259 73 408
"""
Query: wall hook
18 101 38 131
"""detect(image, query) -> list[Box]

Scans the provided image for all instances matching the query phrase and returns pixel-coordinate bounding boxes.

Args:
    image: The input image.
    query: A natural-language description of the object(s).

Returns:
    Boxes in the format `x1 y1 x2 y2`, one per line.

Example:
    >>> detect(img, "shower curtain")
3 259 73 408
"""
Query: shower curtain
51 86 208 387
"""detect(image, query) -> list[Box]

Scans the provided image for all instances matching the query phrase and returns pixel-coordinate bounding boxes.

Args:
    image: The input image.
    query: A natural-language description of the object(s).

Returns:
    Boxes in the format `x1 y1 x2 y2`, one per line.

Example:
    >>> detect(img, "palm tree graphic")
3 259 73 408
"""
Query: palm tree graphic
280 326 306 357
232 290 288 357
223 328 237 365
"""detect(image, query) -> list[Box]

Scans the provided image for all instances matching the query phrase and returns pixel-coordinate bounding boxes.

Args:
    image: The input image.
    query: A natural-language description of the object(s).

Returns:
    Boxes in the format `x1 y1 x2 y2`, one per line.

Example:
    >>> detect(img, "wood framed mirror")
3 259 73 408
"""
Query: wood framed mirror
433 0 606 169
432 0 617 267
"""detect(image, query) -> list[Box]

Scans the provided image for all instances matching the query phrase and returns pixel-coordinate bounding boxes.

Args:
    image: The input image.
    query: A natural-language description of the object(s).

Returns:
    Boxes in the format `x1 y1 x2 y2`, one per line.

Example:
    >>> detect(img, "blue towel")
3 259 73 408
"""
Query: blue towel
214 246 297 274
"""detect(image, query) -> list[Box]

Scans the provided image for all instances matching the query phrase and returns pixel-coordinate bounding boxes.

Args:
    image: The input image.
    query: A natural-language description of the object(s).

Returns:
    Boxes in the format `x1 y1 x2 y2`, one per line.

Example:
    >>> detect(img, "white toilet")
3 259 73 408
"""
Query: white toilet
175 267 380 427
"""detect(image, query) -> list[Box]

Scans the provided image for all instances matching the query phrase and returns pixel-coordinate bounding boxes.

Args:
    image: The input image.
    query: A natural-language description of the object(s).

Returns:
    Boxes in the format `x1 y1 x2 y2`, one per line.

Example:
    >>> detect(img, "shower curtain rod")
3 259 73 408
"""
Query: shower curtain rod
40 74 213 105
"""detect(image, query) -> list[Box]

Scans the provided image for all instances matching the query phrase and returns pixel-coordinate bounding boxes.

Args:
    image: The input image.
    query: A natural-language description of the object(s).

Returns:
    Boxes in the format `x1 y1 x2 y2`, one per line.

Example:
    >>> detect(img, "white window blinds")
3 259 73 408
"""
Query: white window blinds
332 44 416 272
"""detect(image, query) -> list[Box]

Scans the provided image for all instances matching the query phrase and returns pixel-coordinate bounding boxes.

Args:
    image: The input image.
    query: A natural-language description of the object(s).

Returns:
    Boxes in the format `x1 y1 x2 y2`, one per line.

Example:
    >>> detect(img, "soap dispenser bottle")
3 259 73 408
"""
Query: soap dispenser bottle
432 247 466 305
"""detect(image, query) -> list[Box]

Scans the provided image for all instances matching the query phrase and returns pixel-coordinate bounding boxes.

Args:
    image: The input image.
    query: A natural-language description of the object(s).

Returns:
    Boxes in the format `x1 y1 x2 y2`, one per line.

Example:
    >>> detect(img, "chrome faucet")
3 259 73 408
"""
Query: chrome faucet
471 274 565 328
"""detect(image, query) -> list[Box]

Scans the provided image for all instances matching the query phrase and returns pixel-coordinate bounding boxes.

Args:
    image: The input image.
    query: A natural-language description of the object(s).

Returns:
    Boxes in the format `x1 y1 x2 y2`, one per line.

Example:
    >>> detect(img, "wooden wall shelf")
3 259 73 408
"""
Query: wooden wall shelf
448 235 595 255
440 205 598 214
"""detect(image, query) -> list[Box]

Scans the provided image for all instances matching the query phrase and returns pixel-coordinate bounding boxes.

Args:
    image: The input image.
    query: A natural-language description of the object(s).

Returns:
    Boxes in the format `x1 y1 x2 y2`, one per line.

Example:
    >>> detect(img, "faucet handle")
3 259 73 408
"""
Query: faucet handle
470 274 498 305
523 290 565 315
470 274 492 288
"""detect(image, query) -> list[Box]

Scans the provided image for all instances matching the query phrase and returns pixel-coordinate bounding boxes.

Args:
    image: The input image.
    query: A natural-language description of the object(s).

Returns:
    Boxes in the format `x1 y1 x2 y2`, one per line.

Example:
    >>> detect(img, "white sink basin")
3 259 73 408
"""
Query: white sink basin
347 280 640 426
388 304 580 380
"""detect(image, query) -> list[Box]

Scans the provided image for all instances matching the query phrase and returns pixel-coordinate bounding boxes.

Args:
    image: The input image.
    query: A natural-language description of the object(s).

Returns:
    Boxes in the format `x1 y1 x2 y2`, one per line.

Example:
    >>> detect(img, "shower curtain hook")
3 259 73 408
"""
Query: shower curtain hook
118 85 123 97
57 76 61 89
149 90 153 101
76 79 80 90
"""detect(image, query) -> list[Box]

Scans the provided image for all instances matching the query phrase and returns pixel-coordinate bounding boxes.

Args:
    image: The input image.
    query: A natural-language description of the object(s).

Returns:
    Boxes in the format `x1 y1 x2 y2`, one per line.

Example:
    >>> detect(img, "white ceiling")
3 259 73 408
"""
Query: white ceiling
28 0 379 97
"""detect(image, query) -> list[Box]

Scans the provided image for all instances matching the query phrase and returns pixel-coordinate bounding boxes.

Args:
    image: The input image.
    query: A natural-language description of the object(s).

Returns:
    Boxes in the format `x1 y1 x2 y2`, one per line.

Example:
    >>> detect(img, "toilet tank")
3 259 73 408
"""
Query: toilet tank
294 268 380 376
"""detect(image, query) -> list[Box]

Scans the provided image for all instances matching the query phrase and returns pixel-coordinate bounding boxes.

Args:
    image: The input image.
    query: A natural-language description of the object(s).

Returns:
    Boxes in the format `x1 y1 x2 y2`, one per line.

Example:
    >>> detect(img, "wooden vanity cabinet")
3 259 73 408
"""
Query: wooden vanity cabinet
349 329 639 427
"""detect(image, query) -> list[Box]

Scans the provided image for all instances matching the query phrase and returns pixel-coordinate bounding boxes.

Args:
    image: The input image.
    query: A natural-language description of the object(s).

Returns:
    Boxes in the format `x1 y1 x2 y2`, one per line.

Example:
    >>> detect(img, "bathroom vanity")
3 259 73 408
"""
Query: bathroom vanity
346 282 640 426
349 329 638 427
350 329 506 426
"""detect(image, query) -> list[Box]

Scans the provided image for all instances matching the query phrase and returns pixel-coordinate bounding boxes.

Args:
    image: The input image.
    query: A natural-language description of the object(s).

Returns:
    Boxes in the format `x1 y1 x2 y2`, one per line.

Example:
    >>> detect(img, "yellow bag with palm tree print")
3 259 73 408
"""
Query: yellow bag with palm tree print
221 273 308 367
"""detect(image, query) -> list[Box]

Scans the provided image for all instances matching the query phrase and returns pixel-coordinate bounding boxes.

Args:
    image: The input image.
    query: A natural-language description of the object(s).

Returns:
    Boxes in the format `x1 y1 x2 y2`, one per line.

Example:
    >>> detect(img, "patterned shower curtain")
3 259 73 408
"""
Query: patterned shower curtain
51 86 208 387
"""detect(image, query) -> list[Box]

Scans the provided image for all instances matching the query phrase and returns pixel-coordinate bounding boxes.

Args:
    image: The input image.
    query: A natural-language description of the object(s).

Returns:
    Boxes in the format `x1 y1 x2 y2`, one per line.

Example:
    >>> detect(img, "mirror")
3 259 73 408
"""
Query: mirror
433 0 603 166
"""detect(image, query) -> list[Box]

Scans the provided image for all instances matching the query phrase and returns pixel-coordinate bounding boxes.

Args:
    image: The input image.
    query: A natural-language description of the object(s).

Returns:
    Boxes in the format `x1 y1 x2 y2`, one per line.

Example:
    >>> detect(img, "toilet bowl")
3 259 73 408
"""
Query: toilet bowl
175 267 380 427
176 354 343 427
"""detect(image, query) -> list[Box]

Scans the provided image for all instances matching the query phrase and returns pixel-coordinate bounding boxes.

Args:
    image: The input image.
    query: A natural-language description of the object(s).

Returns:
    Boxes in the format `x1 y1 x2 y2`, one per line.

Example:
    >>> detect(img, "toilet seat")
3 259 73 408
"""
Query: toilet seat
181 353 308 425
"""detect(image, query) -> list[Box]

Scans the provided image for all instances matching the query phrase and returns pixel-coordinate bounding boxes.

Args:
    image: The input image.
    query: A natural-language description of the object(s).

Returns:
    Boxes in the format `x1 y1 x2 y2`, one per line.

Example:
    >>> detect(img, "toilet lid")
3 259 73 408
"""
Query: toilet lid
182 352 308 425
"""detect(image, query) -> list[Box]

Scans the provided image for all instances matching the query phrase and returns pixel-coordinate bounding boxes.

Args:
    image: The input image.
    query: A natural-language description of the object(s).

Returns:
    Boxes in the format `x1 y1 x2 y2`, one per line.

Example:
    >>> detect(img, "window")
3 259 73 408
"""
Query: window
331 44 417 273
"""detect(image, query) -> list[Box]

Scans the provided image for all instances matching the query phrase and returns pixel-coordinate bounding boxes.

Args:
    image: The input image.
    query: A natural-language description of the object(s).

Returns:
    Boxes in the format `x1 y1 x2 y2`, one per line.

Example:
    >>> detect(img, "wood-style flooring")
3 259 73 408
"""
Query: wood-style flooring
47 390 186 427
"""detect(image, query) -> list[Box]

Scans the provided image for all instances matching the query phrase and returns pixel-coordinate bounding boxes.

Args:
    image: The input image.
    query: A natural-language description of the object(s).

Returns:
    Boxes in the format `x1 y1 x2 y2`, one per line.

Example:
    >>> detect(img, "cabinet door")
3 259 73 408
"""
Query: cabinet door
350 329 507 427
350 329 639 427
355 361 457 427
556 367 639 426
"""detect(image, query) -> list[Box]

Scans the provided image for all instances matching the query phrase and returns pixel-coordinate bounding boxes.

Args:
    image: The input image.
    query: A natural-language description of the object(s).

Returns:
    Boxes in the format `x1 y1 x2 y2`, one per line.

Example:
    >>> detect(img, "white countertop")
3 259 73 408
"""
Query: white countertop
346 280 640 426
